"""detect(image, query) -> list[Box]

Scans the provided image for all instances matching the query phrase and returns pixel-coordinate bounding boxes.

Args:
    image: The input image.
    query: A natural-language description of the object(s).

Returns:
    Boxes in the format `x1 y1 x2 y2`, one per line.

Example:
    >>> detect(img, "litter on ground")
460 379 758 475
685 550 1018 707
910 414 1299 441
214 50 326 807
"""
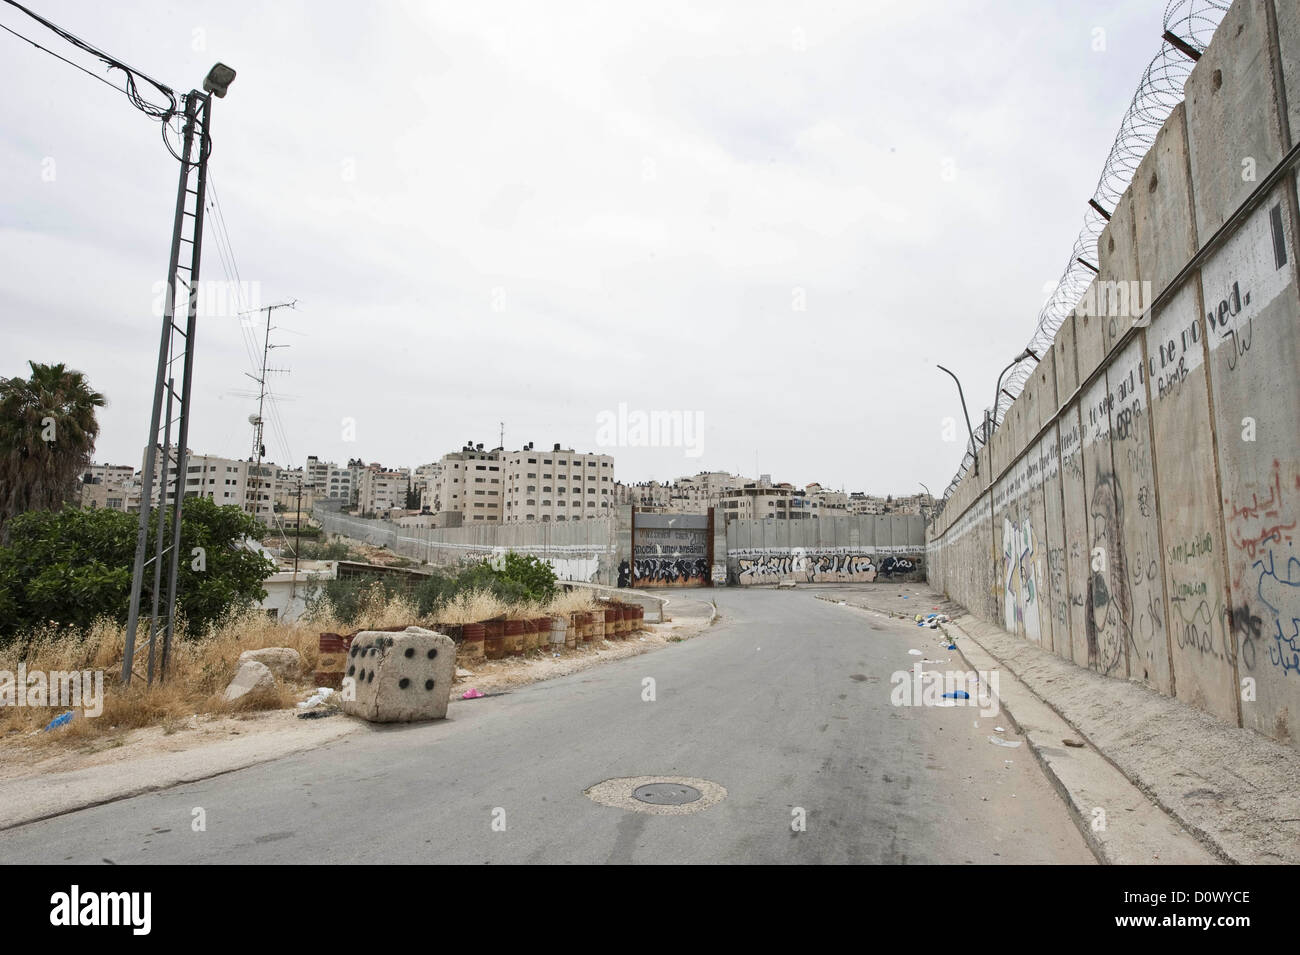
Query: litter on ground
296 687 335 709
42 710 75 732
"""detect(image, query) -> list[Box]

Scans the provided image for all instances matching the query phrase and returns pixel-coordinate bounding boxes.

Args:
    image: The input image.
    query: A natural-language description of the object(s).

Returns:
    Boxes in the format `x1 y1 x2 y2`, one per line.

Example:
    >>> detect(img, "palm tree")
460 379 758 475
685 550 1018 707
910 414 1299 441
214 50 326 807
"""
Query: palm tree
0 361 106 536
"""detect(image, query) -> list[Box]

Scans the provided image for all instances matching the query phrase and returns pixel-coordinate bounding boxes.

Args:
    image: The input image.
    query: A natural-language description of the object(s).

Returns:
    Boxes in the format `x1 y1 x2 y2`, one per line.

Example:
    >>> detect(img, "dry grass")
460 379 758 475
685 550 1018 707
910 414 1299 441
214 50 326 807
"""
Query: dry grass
434 588 510 625
542 589 602 616
0 583 617 746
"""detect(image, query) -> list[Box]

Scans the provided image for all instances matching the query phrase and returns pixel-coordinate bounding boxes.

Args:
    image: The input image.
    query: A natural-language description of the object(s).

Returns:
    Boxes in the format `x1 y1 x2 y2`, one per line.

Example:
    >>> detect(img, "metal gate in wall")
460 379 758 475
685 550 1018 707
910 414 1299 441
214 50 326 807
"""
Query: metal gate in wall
626 511 713 587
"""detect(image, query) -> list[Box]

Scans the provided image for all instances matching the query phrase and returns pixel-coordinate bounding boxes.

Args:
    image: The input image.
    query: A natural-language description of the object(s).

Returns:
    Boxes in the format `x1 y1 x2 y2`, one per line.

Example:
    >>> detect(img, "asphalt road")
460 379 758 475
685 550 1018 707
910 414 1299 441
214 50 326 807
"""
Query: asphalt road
2 587 1094 864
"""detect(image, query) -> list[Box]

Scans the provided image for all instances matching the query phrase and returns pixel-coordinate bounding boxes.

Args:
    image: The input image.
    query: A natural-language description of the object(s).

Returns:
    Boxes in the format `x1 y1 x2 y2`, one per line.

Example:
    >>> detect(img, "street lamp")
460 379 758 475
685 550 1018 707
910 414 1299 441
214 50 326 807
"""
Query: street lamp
122 64 236 686
991 348 1039 437
203 62 236 97
936 365 978 476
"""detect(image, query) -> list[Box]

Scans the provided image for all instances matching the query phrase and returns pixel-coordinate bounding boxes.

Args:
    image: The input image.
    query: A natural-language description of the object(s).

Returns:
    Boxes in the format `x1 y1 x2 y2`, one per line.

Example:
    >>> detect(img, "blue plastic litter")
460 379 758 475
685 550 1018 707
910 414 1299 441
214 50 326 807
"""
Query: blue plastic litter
941 691 970 700
43 710 75 732
947 644 957 650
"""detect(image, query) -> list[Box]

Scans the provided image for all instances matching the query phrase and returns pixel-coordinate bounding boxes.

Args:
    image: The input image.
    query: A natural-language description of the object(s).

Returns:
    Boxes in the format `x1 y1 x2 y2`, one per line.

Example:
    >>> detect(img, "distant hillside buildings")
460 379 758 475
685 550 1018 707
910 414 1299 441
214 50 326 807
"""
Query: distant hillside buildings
81 443 931 526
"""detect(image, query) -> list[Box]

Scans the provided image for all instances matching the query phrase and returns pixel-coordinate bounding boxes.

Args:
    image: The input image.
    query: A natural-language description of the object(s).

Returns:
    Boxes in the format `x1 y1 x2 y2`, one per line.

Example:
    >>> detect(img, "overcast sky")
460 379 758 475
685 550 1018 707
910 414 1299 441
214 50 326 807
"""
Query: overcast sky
0 0 1168 494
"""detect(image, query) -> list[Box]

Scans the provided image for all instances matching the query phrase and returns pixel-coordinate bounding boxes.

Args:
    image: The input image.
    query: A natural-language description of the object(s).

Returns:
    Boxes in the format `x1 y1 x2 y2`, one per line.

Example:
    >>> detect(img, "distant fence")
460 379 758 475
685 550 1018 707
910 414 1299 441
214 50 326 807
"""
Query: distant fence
312 505 618 585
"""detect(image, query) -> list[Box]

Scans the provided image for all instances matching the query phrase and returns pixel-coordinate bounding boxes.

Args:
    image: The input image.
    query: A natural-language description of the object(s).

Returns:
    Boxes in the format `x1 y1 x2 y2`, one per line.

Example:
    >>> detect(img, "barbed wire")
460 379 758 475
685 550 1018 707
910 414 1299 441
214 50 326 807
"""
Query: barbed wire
938 0 1231 513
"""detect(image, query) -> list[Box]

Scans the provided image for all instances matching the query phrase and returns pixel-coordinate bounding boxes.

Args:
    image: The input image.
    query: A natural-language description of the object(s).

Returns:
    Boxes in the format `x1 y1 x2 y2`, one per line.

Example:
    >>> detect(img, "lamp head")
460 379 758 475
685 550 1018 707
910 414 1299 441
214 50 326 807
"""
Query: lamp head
203 63 237 98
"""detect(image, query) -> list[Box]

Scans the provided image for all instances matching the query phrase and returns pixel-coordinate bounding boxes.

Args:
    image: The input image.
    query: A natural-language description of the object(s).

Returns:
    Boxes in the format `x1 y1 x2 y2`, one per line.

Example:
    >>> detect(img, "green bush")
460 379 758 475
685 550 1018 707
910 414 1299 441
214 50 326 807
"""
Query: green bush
0 499 275 640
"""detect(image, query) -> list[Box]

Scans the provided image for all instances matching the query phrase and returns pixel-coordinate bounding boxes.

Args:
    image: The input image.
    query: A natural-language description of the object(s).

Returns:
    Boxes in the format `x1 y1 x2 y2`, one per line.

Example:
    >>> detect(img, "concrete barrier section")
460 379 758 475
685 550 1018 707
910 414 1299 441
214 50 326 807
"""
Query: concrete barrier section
1149 279 1239 723
1202 181 1300 742
1106 337 1172 692
928 0 1300 749
342 627 456 723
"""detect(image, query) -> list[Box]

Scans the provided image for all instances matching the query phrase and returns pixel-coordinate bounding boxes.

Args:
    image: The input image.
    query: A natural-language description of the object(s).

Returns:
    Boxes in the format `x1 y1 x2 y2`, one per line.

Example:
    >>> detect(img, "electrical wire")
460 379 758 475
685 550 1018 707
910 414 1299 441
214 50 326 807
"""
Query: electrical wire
0 0 177 121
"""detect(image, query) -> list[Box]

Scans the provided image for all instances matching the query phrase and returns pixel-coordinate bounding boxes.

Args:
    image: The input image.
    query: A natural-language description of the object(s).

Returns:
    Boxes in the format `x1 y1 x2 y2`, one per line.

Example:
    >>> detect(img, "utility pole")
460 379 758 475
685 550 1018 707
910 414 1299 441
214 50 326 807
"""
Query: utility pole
291 477 302 597
122 64 237 687
243 299 295 519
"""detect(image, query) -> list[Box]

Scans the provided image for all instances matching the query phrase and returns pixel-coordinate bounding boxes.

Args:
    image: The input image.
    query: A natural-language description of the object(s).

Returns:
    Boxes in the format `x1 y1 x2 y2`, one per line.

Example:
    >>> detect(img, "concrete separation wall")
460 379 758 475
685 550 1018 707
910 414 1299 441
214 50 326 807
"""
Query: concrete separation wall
727 514 925 585
312 505 620 585
928 0 1300 749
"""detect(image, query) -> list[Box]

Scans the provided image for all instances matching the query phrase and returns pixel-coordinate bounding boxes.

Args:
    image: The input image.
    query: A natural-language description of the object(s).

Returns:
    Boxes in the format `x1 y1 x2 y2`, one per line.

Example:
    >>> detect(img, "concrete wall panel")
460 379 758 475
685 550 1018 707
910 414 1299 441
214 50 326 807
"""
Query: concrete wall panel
1107 336 1173 692
1054 312 1081 405
1133 102 1200 300
1202 180 1300 743
1097 191 1144 358
1080 374 1130 678
1149 278 1239 724
1059 403 1091 665
1034 346 1059 434
1041 424 1072 661
1184 0 1287 245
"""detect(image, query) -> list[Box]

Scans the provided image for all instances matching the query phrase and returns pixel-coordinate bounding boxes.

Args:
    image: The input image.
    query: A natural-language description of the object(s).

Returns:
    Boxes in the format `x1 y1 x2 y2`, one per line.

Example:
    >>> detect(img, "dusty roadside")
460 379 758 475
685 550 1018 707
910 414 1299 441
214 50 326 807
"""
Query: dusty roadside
0 611 714 831
814 582 1300 865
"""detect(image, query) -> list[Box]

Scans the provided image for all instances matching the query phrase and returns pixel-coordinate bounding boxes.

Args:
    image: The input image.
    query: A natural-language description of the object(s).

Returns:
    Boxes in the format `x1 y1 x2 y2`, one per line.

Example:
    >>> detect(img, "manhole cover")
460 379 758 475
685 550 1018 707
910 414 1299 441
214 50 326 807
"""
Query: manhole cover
633 782 702 806
585 775 727 815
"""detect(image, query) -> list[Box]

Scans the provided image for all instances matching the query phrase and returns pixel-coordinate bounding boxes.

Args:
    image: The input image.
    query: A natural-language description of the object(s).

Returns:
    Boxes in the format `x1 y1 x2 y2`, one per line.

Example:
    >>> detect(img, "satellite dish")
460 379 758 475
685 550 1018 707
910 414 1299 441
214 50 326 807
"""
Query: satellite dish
248 414 262 425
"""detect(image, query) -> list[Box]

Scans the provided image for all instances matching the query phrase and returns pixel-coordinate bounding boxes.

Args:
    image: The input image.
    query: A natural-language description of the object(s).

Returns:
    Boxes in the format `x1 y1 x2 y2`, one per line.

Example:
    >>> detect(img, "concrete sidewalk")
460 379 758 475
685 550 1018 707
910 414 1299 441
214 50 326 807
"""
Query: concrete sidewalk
821 583 1300 865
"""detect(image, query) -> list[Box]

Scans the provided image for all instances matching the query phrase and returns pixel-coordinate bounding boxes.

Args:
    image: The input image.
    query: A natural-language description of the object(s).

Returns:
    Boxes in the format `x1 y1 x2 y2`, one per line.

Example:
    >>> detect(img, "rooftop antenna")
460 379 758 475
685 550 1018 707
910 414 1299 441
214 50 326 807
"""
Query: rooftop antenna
242 299 296 515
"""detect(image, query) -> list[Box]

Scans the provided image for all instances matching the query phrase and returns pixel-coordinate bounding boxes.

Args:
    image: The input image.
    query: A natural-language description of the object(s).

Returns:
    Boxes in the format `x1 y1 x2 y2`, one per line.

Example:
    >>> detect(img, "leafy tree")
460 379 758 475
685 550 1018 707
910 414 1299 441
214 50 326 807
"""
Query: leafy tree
497 552 557 602
0 497 274 640
0 361 105 537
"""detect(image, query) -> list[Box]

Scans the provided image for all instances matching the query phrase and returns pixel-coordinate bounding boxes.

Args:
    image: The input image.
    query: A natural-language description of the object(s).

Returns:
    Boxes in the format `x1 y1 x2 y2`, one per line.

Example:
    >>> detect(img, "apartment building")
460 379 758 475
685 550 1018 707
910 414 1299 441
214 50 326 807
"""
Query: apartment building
356 465 411 515
716 478 822 521
502 442 614 522
79 463 135 512
414 461 443 511
325 465 356 502
614 470 749 514
431 445 503 522
304 455 331 489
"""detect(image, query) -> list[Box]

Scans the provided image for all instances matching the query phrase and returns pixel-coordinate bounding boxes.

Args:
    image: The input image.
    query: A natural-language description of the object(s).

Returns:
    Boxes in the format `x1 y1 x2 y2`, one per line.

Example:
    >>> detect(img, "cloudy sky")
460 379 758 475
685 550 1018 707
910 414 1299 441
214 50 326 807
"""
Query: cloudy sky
1 0 1168 494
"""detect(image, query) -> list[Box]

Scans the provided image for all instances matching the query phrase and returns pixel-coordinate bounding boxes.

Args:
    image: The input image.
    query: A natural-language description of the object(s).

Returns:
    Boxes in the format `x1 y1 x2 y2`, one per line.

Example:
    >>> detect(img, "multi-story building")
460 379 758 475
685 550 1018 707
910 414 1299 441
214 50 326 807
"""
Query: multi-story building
431 444 503 522
414 461 443 511
79 463 135 512
717 477 805 521
356 464 411 515
304 455 331 489
805 482 850 513
614 470 749 515
186 454 270 515
502 442 614 522
324 465 355 502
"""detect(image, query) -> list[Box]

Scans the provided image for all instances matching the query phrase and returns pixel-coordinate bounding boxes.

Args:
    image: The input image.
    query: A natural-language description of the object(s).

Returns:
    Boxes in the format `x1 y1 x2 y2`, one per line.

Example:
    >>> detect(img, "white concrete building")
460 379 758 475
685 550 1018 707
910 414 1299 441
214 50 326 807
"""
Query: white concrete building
433 445 503 522
357 465 411 515
502 442 614 523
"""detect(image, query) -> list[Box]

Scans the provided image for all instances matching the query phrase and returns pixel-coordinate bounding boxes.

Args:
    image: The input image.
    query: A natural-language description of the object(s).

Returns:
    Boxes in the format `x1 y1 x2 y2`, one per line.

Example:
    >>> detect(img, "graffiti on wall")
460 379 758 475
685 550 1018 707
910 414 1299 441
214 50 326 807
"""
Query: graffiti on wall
632 557 709 586
732 549 924 585
1001 517 1041 642
879 556 916 577
737 553 877 583
1224 460 1300 676
632 524 709 587
1086 471 1131 676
